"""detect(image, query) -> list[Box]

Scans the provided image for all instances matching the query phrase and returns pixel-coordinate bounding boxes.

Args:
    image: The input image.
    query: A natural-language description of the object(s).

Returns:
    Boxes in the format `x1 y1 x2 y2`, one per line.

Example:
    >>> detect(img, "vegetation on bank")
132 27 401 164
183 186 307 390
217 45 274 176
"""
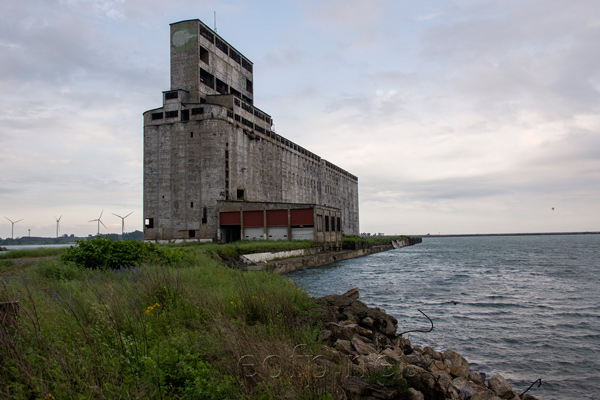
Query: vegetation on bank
0 247 68 260
0 239 353 399
342 235 409 250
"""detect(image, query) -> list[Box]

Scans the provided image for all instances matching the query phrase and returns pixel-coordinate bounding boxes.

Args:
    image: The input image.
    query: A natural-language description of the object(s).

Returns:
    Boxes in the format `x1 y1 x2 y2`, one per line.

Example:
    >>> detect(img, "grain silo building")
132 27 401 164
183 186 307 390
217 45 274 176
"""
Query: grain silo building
143 19 359 244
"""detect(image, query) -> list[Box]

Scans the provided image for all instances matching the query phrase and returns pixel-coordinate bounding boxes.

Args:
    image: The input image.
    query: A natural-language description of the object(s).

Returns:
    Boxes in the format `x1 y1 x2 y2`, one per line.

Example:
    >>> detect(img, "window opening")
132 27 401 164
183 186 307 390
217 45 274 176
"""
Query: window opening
229 48 241 64
144 218 154 228
237 189 245 199
151 112 163 120
200 46 209 64
202 207 207 224
216 78 228 95
242 58 252 72
165 110 178 118
200 69 215 89
181 109 189 121
165 91 178 100
215 37 228 54
189 230 195 238
199 25 214 43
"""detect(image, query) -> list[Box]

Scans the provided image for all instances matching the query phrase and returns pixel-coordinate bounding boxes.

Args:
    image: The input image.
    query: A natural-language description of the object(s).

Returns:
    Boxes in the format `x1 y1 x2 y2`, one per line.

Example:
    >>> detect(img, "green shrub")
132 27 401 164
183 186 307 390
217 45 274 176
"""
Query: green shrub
61 237 183 270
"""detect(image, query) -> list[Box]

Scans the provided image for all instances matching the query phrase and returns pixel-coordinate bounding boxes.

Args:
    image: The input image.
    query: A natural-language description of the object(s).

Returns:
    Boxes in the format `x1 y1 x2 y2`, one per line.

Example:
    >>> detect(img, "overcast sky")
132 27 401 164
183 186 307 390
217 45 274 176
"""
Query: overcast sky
1 0 599 238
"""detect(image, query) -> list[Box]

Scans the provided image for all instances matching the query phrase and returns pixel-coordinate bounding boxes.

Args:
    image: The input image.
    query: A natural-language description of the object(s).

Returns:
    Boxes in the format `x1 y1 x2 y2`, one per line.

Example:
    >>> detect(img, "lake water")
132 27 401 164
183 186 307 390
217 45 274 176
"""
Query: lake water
286 234 600 400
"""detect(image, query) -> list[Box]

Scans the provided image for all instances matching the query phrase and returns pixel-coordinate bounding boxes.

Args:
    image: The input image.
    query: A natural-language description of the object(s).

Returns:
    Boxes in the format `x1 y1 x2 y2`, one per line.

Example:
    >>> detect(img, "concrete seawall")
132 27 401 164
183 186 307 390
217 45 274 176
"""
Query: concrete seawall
244 244 393 274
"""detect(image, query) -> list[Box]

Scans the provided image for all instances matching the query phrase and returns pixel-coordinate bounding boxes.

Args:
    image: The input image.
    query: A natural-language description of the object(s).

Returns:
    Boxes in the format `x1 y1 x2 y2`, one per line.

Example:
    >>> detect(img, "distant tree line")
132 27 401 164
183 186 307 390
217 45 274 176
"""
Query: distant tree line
0 230 144 245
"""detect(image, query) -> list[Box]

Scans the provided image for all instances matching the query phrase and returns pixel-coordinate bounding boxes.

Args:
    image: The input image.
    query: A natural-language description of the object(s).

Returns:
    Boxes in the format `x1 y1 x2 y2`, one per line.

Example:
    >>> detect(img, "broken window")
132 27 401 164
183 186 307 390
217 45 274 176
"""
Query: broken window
165 91 178 100
230 88 241 99
181 109 189 121
200 25 214 43
242 58 252 73
200 46 209 64
229 48 241 64
216 78 228 94
215 37 228 54
151 112 163 120
165 110 178 118
200 68 215 89
191 107 204 115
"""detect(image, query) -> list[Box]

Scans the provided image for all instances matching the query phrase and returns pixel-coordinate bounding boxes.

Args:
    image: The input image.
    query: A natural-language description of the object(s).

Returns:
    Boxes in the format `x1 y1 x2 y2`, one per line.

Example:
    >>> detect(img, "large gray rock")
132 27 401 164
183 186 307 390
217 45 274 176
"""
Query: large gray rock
406 351 429 369
487 374 516 399
342 287 360 300
407 388 425 400
432 370 456 399
351 336 377 356
403 364 439 399
471 387 503 400
444 349 470 372
334 339 355 355
452 377 475 400
469 372 486 385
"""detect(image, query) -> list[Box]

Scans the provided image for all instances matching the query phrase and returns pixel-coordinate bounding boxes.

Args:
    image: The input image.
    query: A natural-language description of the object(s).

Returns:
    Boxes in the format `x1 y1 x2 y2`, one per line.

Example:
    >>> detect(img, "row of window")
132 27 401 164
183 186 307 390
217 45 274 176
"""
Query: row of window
199 25 253 73
316 215 341 233
234 98 271 124
200 68 253 103
151 107 205 121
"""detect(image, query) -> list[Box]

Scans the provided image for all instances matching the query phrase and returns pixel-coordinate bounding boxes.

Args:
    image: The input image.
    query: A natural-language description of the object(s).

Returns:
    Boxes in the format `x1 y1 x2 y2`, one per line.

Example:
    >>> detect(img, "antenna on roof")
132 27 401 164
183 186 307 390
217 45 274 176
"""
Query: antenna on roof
214 11 217 32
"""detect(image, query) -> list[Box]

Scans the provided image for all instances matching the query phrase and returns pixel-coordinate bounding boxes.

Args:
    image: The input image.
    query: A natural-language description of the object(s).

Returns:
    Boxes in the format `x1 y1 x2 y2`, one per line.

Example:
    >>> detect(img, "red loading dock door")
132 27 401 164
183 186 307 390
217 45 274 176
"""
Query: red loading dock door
266 210 287 226
290 208 314 226
243 211 263 227
220 212 240 225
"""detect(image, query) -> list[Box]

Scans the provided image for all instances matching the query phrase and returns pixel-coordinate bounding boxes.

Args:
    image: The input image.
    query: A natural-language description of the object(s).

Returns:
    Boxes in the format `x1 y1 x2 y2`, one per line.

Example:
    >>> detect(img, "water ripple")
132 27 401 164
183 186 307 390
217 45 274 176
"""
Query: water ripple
287 234 600 400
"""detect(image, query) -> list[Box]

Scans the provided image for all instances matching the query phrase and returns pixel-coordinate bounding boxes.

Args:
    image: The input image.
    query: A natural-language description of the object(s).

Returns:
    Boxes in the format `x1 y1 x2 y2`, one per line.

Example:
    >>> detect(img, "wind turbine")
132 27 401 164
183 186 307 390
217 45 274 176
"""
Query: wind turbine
4 217 23 239
112 211 133 237
88 210 106 236
55 215 62 238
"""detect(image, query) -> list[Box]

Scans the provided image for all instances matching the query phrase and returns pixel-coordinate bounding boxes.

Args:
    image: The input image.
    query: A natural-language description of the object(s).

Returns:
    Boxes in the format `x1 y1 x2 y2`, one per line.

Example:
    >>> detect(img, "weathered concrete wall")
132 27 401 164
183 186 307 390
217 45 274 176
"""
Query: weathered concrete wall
262 244 394 274
241 248 319 265
143 19 359 241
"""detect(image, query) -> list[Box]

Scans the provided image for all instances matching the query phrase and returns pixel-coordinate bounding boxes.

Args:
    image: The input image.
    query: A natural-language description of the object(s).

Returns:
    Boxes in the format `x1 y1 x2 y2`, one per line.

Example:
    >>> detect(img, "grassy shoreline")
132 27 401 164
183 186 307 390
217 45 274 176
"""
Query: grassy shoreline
0 240 356 399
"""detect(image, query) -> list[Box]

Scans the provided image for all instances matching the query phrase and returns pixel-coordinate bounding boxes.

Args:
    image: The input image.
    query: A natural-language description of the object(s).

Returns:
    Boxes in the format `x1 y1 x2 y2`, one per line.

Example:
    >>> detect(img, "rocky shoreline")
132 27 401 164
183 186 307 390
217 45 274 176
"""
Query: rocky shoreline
315 288 541 400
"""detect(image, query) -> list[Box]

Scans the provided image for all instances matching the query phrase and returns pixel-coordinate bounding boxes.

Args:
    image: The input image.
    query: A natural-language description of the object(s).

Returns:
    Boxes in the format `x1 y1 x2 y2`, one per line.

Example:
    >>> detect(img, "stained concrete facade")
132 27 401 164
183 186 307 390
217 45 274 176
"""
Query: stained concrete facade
143 19 359 242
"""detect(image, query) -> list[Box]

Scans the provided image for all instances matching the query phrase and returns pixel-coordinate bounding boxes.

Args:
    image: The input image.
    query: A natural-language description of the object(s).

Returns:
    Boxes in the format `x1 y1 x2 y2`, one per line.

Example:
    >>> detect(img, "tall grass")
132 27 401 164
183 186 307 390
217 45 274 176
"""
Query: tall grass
0 247 68 260
0 250 342 399
161 239 315 258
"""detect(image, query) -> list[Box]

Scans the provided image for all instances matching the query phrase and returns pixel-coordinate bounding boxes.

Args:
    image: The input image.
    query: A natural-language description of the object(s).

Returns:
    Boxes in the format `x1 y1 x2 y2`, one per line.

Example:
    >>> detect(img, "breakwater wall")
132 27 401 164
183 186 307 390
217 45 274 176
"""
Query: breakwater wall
239 237 422 274
242 244 393 273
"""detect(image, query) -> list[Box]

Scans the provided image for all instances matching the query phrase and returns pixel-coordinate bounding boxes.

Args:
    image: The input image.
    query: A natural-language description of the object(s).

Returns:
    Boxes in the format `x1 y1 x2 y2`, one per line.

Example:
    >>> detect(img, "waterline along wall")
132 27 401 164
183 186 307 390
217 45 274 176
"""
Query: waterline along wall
143 19 359 243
